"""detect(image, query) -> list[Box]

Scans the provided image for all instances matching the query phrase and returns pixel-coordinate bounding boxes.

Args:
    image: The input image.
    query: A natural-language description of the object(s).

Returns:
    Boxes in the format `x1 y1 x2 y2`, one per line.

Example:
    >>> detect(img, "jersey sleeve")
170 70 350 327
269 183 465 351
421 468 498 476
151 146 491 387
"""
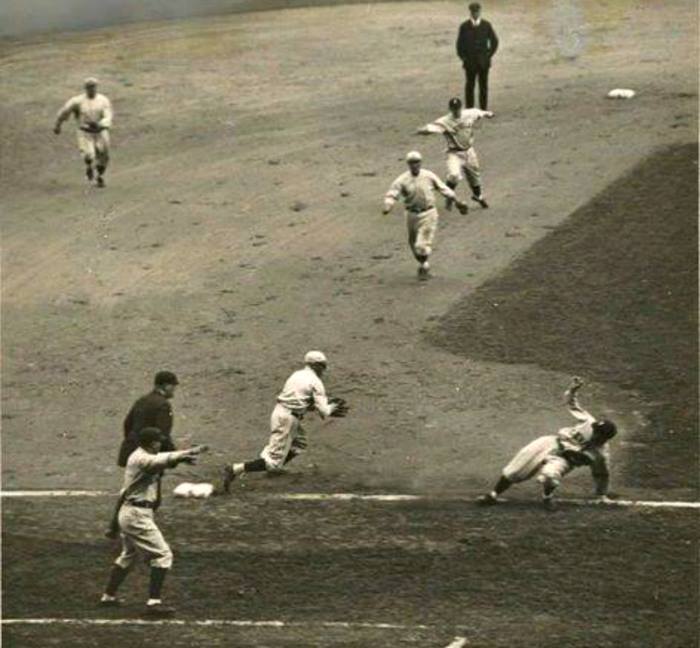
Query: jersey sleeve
56 96 79 124
565 390 596 423
98 97 113 128
310 377 333 418
429 171 457 199
138 449 192 472
384 175 404 209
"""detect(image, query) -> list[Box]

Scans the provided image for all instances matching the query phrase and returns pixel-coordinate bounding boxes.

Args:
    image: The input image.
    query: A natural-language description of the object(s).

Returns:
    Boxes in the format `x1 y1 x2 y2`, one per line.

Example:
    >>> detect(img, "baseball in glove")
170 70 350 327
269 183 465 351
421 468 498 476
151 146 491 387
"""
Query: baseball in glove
329 397 350 418
456 201 469 215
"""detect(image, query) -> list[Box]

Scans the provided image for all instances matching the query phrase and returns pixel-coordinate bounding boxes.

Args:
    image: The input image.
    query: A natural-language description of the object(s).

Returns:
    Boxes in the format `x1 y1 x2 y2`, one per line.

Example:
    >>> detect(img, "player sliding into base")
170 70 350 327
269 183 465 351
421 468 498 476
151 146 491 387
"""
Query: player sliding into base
220 351 348 492
476 377 618 510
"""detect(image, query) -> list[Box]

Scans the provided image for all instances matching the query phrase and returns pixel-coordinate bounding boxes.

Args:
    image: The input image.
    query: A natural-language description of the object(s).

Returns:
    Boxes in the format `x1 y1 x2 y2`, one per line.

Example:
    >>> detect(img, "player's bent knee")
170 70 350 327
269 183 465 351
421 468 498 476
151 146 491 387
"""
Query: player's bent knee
151 548 173 570
446 174 461 186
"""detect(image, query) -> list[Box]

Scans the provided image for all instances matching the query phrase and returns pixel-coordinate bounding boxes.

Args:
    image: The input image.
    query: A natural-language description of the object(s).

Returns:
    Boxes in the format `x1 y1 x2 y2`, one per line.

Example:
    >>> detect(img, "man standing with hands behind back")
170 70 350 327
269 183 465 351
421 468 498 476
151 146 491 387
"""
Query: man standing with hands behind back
456 2 499 110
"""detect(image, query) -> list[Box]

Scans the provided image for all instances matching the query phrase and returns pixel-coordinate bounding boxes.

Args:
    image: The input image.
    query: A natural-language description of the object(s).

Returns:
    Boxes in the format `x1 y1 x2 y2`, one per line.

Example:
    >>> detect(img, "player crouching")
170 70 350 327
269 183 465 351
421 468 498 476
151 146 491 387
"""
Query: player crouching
476 377 617 511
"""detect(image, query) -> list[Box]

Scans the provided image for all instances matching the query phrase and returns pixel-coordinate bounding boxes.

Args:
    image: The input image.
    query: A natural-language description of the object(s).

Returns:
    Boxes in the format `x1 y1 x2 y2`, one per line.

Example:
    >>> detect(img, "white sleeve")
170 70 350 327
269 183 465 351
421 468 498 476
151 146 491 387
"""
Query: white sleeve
140 449 192 472
419 122 445 134
565 390 596 423
384 175 403 209
56 96 78 124
311 378 333 418
430 171 457 199
98 97 113 128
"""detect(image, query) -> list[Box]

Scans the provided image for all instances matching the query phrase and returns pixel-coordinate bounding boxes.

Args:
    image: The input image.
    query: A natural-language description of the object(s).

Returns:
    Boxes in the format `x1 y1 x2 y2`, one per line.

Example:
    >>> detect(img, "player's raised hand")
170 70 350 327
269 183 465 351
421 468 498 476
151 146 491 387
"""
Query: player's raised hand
569 376 584 391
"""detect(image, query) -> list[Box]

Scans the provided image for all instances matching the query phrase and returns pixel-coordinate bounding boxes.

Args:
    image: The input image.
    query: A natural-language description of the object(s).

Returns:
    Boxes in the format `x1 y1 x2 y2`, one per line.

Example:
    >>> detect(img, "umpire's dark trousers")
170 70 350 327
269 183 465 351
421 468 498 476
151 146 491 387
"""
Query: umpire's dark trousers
464 64 489 110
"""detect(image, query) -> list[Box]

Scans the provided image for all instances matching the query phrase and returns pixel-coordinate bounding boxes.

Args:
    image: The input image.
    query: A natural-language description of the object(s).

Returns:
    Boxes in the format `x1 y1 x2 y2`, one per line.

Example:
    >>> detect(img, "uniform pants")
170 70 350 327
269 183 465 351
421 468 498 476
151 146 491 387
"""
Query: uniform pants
114 504 173 570
446 149 482 191
502 434 574 486
406 208 438 260
260 404 308 471
465 65 489 110
77 129 110 168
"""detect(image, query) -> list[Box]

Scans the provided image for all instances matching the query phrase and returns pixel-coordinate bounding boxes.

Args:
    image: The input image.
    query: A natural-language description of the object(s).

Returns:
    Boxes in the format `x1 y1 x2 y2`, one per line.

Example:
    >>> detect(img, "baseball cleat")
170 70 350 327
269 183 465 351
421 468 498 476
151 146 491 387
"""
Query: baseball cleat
98 597 122 608
86 167 94 181
471 194 489 208
476 494 500 506
221 464 236 493
96 176 105 188
144 604 176 618
417 266 431 280
543 498 557 512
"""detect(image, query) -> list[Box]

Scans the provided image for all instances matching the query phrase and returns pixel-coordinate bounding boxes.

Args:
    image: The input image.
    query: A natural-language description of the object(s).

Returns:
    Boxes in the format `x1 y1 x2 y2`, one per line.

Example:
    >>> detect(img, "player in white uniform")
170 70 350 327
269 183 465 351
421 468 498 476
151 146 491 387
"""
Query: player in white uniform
476 377 617 510
54 77 113 187
383 151 469 279
417 97 493 209
221 351 345 491
100 427 208 616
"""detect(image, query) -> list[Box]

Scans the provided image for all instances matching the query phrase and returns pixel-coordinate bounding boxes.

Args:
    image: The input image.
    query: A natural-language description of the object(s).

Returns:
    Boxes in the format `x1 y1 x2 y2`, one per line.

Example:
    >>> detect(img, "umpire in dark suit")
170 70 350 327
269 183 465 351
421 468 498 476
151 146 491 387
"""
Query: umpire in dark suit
456 2 499 110
117 371 179 466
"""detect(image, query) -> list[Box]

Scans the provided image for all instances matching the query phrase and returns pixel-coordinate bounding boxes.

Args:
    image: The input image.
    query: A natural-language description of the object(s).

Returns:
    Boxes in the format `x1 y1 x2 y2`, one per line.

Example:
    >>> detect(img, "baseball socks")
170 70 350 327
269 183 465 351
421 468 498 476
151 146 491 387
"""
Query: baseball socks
85 162 94 182
471 186 489 208
145 568 175 616
542 481 558 511
100 565 129 605
476 476 511 505
96 165 106 187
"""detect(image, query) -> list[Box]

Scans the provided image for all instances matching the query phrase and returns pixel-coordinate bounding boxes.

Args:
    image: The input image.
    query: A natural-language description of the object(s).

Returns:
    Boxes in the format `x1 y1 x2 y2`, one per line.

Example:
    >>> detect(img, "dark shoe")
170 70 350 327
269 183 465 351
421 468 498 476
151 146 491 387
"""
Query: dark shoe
96 176 105 188
144 604 176 618
417 265 431 280
476 494 500 506
86 167 94 181
221 464 236 494
472 194 489 208
543 498 557 512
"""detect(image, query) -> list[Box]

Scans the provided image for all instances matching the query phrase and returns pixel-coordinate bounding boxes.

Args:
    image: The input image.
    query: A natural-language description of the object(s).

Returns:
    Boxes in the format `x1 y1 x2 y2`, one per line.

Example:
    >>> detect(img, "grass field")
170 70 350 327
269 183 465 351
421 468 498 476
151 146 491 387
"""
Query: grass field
1 0 698 645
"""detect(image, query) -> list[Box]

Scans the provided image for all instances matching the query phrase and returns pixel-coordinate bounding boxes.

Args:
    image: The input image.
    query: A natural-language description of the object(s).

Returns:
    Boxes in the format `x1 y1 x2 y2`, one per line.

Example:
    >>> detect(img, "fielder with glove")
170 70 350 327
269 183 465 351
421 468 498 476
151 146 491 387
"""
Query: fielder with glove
101 427 208 617
476 377 618 511
221 351 349 492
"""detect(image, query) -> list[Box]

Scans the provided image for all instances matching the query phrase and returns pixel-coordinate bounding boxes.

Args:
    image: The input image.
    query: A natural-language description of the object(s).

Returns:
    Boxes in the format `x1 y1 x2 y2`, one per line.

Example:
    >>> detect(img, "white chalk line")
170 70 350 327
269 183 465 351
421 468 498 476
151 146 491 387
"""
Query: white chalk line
1 490 698 509
0 618 437 632
444 638 469 648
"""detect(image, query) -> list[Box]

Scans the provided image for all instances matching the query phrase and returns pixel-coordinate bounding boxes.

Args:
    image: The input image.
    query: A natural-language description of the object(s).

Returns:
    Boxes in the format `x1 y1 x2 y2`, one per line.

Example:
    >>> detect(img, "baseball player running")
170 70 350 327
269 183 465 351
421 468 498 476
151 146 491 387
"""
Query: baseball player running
101 427 208 617
221 351 348 491
476 377 618 510
417 97 493 209
383 151 469 279
54 77 113 187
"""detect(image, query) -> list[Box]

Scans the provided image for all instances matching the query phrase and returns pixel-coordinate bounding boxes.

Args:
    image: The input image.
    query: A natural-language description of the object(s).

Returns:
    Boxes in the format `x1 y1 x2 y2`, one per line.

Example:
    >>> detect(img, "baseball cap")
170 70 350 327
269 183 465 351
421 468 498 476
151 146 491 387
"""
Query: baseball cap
138 427 165 445
304 350 328 365
406 151 422 162
449 97 462 109
84 77 98 86
154 370 179 386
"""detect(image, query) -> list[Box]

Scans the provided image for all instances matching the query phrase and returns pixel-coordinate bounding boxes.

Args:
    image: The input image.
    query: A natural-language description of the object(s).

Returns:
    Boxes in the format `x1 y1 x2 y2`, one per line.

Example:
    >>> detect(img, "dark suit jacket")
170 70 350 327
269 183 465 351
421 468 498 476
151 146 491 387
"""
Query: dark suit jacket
456 19 499 69
117 390 176 466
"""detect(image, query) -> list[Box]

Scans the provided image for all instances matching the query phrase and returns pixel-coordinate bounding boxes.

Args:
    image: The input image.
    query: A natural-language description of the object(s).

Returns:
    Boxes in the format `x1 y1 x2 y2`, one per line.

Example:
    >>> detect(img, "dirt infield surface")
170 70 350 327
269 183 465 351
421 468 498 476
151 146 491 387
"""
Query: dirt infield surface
1 0 698 645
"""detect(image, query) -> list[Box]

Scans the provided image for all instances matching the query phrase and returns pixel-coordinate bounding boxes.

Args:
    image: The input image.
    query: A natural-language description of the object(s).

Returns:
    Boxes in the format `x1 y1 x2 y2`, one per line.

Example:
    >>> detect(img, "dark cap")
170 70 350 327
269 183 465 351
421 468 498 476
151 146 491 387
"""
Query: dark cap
469 2 481 11
449 97 462 109
592 419 617 441
138 427 165 446
154 370 179 386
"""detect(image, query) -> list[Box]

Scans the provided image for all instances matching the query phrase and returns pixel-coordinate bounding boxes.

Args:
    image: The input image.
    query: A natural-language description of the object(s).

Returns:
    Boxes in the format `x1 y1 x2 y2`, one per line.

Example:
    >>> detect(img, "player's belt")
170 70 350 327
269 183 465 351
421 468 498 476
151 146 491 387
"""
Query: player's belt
126 500 157 509
447 147 470 153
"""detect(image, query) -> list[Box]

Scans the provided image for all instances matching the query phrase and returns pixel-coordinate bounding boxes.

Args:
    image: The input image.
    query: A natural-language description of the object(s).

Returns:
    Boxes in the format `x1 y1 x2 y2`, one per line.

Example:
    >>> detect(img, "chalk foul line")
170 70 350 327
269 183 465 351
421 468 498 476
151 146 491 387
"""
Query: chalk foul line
0 618 436 631
1 490 698 509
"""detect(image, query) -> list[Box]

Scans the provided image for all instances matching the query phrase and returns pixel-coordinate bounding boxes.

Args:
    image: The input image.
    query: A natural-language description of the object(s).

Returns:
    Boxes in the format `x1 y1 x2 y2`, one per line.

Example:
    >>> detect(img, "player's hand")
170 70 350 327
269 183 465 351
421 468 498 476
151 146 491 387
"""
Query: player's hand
485 111 495 118
53 124 61 135
456 201 469 215
569 376 584 391
192 444 209 454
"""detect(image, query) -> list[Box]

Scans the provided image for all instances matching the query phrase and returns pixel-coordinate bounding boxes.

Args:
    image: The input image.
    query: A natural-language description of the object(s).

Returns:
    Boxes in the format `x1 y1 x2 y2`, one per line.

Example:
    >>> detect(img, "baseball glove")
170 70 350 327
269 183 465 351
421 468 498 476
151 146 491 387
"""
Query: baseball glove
329 397 350 418
456 201 469 215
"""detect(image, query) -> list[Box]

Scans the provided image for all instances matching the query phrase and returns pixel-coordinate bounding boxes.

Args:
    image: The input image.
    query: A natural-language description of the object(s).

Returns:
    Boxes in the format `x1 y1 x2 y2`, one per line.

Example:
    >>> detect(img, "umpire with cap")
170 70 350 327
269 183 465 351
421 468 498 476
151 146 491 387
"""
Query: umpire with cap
118 371 179 467
456 2 499 110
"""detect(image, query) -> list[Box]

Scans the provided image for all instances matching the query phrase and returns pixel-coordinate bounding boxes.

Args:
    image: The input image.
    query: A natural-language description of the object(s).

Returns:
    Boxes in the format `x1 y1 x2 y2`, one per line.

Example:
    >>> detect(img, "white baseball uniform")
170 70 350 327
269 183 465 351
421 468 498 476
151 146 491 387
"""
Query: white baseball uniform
384 169 457 259
113 447 192 571
420 108 491 190
56 92 113 168
260 366 334 471
501 392 610 489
